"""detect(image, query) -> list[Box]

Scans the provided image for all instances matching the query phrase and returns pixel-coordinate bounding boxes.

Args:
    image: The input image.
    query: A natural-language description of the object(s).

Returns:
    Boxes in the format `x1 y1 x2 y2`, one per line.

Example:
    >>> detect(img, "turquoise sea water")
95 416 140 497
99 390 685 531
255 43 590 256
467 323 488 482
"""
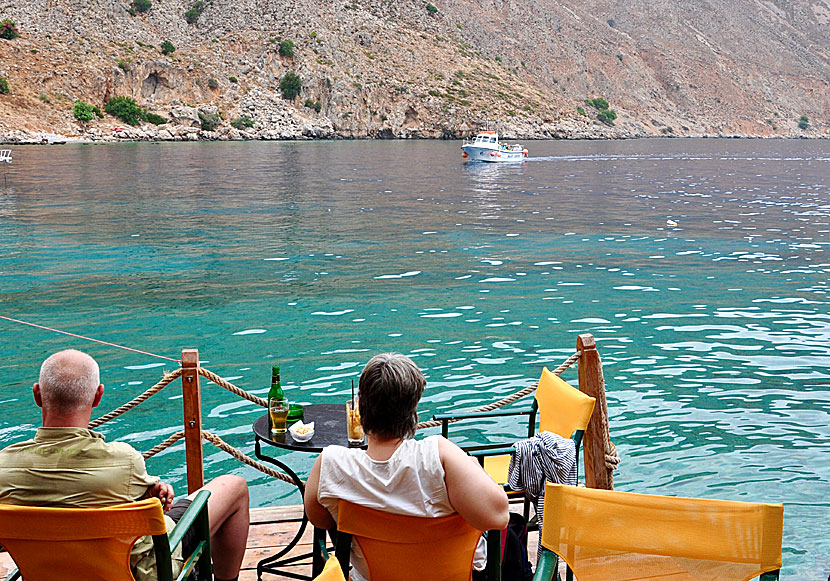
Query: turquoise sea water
0 139 828 578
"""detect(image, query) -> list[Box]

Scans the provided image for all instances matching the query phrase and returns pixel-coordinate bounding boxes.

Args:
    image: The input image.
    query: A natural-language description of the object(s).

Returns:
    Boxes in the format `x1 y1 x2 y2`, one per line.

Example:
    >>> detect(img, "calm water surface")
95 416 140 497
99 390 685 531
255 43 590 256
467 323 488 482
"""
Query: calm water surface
1 139 828 578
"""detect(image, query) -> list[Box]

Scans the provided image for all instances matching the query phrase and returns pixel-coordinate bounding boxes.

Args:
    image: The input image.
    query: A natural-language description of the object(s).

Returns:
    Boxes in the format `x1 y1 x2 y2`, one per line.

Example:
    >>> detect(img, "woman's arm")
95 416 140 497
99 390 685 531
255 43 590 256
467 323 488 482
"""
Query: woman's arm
438 437 509 531
303 454 336 530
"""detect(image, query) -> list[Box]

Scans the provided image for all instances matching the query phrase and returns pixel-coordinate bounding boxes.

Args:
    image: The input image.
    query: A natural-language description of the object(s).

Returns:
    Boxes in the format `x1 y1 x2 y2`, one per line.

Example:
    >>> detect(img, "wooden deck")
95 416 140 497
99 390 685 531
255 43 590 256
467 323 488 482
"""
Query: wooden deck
0 503 539 580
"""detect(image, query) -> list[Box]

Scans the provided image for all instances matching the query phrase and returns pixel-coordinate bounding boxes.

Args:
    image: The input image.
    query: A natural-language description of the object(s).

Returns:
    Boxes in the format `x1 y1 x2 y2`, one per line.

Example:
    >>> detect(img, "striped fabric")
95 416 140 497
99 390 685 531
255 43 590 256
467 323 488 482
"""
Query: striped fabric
507 431 576 561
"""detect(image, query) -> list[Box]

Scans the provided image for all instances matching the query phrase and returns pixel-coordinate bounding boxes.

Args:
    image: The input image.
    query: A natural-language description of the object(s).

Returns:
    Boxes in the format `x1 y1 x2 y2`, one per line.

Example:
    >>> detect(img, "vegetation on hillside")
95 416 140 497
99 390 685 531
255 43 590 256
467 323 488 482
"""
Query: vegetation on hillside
0 18 19 40
133 0 151 14
73 100 103 122
103 96 167 126
280 72 302 100
586 97 617 126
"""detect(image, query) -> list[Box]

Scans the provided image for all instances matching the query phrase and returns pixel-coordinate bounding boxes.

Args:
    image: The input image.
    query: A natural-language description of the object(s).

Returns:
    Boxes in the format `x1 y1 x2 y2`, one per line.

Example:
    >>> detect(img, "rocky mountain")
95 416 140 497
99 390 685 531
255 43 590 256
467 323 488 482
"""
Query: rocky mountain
0 0 827 142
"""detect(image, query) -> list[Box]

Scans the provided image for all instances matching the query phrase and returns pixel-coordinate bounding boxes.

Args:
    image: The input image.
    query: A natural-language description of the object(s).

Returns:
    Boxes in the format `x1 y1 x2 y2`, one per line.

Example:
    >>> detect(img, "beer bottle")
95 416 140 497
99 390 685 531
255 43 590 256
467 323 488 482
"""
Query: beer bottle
268 365 284 402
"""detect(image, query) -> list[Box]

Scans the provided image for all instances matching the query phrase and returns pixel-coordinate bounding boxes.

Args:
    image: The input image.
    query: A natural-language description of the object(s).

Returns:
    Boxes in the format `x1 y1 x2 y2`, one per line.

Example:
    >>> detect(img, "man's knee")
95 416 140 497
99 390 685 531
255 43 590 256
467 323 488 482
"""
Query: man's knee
205 474 249 504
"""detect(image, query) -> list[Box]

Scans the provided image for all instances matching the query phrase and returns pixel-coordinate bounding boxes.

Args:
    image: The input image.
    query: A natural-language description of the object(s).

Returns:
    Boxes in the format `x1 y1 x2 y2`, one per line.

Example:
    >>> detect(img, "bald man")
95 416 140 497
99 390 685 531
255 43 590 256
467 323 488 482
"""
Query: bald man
0 349 250 581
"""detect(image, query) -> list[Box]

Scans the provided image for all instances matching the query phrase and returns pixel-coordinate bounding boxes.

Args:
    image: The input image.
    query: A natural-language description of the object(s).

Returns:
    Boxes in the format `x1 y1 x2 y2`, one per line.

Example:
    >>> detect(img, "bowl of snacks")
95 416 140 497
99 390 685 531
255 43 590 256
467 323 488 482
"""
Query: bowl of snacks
289 420 315 442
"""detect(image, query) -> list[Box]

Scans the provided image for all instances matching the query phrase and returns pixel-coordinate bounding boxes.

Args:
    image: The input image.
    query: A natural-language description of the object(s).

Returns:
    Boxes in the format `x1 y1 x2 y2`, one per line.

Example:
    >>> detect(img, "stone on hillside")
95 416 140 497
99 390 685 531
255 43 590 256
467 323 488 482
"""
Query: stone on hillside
169 102 201 127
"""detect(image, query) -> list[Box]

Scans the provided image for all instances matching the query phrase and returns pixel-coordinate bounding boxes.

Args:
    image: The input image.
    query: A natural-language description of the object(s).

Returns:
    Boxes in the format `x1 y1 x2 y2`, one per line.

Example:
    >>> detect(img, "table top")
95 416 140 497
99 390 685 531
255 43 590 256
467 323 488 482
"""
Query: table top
253 403 365 452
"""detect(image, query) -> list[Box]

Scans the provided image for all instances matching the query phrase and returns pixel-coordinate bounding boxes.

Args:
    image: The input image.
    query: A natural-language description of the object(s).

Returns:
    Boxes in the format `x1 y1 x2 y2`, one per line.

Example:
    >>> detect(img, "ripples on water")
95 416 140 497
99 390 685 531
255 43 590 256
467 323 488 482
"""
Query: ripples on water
0 139 828 578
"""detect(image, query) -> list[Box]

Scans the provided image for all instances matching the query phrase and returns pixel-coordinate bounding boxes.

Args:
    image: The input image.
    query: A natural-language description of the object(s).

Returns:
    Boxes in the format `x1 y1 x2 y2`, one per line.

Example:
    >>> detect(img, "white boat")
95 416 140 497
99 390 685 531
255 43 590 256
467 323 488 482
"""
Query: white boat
461 131 527 163
0 150 11 163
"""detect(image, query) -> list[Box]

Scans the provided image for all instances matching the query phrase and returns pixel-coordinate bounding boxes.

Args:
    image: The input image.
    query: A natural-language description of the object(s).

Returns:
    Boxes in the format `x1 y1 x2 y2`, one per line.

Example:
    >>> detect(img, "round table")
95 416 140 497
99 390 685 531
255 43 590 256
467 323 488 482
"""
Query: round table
252 403 364 579
252 403 363 452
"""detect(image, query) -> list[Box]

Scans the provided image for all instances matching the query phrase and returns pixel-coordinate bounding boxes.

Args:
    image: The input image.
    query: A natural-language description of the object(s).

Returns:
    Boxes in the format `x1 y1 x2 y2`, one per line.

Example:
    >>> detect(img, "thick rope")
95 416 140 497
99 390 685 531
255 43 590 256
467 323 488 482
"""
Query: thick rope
89 368 183 429
415 351 582 430
197 367 267 407
143 430 185 459
141 429 297 486
586 355 620 474
201 431 295 485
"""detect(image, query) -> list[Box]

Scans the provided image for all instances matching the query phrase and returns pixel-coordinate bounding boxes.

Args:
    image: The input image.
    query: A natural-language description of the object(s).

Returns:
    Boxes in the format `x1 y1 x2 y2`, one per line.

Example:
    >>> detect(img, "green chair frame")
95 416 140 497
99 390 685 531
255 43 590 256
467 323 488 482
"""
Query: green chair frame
434 399 587 511
3 489 212 581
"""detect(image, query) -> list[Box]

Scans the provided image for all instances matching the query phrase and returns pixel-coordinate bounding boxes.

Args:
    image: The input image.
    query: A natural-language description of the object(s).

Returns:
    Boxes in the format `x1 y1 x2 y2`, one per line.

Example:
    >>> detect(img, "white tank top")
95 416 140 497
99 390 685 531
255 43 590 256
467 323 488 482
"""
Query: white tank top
317 435 457 580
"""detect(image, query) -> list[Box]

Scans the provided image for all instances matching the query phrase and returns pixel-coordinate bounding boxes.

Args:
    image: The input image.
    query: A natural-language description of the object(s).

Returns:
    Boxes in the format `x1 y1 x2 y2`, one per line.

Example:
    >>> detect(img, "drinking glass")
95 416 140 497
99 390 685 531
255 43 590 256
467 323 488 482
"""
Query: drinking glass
346 398 364 445
269 397 290 435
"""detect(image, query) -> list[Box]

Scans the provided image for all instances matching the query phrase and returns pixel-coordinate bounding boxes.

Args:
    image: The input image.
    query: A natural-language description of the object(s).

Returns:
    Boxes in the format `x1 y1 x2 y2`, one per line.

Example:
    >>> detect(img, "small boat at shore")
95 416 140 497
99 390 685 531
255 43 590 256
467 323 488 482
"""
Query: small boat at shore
461 131 527 163
0 150 11 163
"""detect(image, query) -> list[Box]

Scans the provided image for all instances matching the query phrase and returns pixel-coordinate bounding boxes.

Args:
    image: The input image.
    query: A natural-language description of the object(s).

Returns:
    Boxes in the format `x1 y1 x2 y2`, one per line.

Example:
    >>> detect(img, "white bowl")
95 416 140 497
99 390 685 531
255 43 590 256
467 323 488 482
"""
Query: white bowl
289 421 315 442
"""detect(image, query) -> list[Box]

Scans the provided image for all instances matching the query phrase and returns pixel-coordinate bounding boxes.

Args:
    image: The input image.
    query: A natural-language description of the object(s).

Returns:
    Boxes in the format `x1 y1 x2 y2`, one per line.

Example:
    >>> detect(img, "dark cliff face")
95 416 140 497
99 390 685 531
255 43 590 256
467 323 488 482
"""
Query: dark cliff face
0 0 826 140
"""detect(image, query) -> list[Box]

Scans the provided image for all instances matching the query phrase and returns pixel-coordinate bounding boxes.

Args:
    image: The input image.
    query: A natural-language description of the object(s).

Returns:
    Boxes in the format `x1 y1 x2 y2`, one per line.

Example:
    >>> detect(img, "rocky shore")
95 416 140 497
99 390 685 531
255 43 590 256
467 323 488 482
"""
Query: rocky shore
0 0 827 143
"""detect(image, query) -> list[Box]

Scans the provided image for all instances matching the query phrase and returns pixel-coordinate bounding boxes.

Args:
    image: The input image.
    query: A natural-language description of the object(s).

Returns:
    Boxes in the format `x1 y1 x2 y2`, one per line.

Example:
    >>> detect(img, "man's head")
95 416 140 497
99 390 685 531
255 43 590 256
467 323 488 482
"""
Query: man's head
34 349 103 417
358 352 425 440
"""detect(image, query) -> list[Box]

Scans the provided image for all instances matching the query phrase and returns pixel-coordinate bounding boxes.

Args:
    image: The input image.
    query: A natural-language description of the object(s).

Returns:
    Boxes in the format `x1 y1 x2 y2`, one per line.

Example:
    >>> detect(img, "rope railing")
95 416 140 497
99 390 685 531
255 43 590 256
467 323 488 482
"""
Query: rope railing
141 429 296 485
415 351 582 430
197 367 267 407
89 368 184 429
94 348 618 488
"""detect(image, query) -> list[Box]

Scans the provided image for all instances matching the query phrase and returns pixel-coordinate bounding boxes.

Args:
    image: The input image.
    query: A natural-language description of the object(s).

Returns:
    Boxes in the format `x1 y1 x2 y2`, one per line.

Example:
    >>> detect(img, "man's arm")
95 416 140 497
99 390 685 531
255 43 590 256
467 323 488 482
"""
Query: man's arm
439 436 509 531
303 455 336 530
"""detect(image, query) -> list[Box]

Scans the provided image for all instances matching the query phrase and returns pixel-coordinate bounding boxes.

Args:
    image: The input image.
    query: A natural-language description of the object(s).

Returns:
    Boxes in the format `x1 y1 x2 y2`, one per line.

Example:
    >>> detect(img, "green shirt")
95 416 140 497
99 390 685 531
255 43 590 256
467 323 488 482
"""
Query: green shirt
0 427 182 581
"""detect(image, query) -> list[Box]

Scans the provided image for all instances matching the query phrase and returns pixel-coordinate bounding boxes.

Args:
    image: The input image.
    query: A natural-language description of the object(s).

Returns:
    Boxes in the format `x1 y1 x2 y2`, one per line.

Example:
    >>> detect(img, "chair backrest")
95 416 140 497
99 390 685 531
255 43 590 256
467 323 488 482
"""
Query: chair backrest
336 500 482 581
535 367 596 438
0 498 167 581
540 483 784 581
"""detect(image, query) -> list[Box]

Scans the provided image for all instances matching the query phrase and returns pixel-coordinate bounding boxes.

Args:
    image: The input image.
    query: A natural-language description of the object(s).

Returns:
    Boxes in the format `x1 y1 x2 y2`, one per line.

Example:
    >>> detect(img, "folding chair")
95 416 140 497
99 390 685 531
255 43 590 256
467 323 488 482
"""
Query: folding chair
436 367 596 514
0 491 211 581
331 499 483 581
533 483 784 581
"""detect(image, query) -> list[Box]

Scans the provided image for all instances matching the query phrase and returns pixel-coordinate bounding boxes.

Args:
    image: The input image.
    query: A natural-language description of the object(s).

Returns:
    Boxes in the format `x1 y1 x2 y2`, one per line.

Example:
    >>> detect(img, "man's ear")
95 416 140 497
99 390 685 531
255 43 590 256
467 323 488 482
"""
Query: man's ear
33 383 43 408
92 384 105 408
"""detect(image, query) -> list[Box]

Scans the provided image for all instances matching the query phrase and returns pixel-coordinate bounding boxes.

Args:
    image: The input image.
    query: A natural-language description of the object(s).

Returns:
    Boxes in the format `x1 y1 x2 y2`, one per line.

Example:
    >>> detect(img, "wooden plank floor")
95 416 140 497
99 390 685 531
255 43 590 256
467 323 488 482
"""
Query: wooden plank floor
0 503 540 580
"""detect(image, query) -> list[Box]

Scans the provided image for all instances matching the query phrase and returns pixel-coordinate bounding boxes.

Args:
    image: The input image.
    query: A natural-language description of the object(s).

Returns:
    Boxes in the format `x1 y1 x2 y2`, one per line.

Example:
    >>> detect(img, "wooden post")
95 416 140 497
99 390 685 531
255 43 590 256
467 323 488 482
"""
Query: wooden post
577 334 614 490
181 349 204 493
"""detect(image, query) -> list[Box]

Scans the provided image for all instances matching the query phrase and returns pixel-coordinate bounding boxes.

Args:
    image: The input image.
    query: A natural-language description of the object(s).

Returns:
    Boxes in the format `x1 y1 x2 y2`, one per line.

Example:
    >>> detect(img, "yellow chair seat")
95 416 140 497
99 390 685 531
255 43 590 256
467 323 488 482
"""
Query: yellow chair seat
535 483 784 581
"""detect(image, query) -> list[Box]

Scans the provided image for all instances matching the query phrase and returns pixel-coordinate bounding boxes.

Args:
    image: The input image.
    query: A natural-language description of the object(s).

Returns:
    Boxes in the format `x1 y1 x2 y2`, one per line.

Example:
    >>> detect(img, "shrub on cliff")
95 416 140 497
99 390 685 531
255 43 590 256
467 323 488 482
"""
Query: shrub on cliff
0 77 9 94
304 99 321 113
185 1 205 24
198 111 222 131
144 112 167 125
207 78 219 90
0 18 19 40
105 96 144 126
426 4 438 16
73 100 103 122
160 40 175 55
280 72 302 100
798 115 809 130
230 116 254 130
133 0 151 13
586 97 609 110
597 108 617 125
279 39 294 57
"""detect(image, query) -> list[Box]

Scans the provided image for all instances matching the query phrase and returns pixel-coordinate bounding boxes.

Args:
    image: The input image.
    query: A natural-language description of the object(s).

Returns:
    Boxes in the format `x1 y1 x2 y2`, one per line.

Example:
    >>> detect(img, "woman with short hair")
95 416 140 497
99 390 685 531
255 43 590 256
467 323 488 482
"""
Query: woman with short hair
304 353 509 580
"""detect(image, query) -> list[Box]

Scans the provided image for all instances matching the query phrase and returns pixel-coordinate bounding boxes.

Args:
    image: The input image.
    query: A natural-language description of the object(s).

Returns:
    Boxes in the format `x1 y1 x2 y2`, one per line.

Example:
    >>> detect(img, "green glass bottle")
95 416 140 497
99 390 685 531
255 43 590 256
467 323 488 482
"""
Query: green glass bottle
268 365 284 402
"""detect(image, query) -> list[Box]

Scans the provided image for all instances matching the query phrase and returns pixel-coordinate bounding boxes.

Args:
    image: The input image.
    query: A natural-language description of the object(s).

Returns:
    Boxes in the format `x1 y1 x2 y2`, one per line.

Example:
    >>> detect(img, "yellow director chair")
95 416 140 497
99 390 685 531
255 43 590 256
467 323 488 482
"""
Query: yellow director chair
436 367 596 509
330 499 483 581
533 483 784 581
0 491 211 581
